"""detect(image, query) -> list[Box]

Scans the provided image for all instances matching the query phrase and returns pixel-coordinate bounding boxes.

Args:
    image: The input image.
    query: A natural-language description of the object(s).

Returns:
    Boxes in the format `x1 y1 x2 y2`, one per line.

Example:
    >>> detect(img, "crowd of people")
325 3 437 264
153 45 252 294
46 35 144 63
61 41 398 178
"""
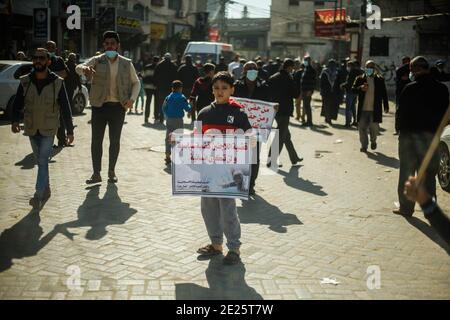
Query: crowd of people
8 30 450 265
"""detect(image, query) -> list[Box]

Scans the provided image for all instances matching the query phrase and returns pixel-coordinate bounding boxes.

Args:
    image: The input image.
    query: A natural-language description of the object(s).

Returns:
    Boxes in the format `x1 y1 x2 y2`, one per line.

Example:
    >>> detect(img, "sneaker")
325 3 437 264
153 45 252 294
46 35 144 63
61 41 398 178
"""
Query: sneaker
371 142 377 150
86 173 102 184
360 147 367 152
291 158 303 166
249 188 256 196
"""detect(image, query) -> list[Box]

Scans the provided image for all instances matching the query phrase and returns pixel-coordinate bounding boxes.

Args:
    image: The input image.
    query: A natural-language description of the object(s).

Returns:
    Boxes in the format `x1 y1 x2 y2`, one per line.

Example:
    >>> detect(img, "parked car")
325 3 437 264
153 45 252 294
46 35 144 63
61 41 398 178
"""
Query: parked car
438 122 450 193
0 60 89 119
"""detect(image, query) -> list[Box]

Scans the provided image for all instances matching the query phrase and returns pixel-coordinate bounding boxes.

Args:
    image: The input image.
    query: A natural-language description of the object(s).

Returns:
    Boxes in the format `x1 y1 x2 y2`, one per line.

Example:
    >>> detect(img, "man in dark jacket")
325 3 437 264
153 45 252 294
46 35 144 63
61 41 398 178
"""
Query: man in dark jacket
233 61 270 195
299 56 317 126
65 53 82 112
215 56 228 73
394 56 449 217
143 56 160 123
154 53 178 123
352 60 389 152
394 56 411 134
267 58 302 167
342 60 363 127
177 55 200 102
189 63 215 122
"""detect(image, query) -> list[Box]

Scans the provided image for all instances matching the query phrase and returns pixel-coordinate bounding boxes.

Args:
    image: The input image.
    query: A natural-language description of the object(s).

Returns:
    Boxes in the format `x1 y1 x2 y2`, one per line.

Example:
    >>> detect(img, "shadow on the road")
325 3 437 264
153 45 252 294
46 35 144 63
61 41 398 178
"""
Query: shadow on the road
405 216 450 255
141 122 165 131
278 166 327 197
55 184 137 241
15 153 35 169
175 255 263 300
366 151 400 169
0 210 58 272
15 147 63 169
238 195 303 233
333 123 358 131
290 121 333 136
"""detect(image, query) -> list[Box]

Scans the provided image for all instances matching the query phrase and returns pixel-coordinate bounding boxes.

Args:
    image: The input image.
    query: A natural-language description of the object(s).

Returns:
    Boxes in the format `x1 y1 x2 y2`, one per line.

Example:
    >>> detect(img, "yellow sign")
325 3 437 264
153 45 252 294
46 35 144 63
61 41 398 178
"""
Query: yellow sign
151 23 167 40
117 16 141 30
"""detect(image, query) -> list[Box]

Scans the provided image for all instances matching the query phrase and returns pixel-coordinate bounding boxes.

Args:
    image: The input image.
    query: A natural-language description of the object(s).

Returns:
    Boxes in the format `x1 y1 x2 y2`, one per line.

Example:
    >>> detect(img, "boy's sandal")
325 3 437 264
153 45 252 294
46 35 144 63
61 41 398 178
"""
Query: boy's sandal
197 244 222 256
223 251 241 265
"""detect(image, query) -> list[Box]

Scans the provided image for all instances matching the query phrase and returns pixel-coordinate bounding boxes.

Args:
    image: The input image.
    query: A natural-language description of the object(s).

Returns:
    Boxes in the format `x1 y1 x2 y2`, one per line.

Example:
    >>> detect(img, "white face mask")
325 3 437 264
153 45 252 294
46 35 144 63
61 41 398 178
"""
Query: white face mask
246 69 258 81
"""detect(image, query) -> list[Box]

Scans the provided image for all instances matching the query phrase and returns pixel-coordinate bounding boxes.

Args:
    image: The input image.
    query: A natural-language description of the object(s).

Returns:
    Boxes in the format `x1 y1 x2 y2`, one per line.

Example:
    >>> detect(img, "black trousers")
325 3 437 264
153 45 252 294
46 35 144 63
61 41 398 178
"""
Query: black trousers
57 85 75 144
91 102 126 174
398 132 439 214
144 89 156 121
250 142 260 190
156 88 170 121
303 95 313 124
269 115 301 164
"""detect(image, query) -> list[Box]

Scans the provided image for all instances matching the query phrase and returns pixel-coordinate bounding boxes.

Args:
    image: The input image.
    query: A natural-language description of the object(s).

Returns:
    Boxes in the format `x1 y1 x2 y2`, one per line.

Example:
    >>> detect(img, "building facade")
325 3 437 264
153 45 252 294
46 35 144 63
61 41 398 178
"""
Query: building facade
227 18 270 60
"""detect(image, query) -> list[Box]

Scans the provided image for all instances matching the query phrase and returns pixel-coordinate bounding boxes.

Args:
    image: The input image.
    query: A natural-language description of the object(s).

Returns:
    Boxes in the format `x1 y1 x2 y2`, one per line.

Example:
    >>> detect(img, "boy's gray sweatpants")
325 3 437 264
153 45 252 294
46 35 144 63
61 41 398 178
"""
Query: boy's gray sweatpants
200 197 241 250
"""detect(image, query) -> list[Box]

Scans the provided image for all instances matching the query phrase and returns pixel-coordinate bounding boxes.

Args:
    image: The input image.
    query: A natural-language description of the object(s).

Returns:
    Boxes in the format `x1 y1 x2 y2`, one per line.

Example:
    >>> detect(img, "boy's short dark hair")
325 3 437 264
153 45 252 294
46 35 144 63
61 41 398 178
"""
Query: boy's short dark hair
212 71 234 87
172 80 183 90
203 63 216 74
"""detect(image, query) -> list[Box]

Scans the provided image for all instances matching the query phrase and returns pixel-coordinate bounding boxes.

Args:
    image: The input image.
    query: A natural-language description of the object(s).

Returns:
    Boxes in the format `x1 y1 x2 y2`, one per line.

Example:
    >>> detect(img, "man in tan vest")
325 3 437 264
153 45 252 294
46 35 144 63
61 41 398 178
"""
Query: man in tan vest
11 48 75 211
76 31 140 184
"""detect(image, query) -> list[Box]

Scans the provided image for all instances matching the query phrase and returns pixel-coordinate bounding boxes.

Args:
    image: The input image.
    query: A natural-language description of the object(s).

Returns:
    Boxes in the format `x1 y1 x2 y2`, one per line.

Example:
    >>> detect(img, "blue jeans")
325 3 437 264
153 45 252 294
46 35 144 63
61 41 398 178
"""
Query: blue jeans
29 134 54 199
345 91 357 125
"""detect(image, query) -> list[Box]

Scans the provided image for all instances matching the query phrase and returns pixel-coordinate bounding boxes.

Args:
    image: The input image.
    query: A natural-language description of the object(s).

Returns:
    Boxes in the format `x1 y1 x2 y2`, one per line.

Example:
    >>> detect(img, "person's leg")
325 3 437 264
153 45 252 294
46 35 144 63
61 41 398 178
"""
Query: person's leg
107 103 126 174
154 90 161 120
219 198 241 252
250 142 260 192
144 89 152 122
56 116 66 146
201 197 224 247
284 124 301 163
303 95 313 125
91 107 108 175
351 94 357 125
345 92 353 125
417 133 439 201
397 133 417 214
368 113 379 146
358 111 370 150
30 135 54 200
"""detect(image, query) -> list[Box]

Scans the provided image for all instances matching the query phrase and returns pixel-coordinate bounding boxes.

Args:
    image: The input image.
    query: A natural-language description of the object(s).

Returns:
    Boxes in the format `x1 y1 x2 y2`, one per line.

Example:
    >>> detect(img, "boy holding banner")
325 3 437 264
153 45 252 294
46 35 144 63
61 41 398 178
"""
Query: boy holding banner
196 72 252 265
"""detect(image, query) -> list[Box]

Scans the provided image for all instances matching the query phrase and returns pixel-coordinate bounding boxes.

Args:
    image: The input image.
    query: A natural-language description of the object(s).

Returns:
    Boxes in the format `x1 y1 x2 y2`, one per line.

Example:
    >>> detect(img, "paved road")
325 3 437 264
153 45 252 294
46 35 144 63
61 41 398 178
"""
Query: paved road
0 95 449 299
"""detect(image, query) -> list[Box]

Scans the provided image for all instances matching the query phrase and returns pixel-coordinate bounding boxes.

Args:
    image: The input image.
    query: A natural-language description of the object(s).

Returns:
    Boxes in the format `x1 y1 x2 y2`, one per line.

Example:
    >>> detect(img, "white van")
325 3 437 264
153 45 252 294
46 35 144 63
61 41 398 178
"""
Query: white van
183 41 234 65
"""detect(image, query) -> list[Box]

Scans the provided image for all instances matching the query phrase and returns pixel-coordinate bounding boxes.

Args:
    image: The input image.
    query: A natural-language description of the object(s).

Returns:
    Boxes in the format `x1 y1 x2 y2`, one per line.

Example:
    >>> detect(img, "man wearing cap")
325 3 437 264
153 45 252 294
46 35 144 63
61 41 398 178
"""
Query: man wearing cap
154 52 178 123
76 31 140 184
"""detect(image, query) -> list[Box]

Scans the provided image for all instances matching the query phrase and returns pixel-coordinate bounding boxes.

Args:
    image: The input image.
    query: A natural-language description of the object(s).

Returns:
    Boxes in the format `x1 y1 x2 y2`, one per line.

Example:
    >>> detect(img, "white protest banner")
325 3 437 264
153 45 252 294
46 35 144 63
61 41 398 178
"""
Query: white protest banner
172 133 252 200
232 97 277 141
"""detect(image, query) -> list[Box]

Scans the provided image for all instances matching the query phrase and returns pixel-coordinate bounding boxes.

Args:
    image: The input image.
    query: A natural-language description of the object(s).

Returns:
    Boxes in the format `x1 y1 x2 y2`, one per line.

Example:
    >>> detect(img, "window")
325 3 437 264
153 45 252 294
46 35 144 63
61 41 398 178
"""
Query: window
287 22 300 33
133 3 144 20
289 0 300 5
369 36 389 56
151 0 164 6
169 0 182 10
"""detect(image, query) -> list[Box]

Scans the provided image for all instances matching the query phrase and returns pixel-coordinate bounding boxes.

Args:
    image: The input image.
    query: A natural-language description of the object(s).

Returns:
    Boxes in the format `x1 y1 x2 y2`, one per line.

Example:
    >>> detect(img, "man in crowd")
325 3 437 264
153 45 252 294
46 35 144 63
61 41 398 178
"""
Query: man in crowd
394 56 449 216
154 53 178 123
177 55 200 105
76 31 140 184
394 56 411 135
143 56 160 123
11 48 74 210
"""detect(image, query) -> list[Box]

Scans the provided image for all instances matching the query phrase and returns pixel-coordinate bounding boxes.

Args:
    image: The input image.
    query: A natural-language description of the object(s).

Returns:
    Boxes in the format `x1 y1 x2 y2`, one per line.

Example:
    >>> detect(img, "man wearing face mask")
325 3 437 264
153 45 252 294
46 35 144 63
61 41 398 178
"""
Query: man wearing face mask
352 60 389 152
76 31 140 184
394 56 449 217
299 56 317 126
45 41 70 148
11 48 74 210
233 61 270 195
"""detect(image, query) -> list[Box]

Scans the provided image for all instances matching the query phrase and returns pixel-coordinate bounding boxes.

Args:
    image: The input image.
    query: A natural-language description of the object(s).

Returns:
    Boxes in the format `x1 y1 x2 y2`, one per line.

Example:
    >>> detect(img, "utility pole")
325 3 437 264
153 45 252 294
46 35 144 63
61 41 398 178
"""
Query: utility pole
218 0 230 42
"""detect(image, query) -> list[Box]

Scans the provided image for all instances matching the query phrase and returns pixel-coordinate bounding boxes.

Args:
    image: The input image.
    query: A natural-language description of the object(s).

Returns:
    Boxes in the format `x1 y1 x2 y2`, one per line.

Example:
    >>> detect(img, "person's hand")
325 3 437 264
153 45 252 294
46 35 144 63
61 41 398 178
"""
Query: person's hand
404 176 431 205
83 66 96 77
66 134 74 145
122 100 134 110
361 83 368 92
11 122 20 133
